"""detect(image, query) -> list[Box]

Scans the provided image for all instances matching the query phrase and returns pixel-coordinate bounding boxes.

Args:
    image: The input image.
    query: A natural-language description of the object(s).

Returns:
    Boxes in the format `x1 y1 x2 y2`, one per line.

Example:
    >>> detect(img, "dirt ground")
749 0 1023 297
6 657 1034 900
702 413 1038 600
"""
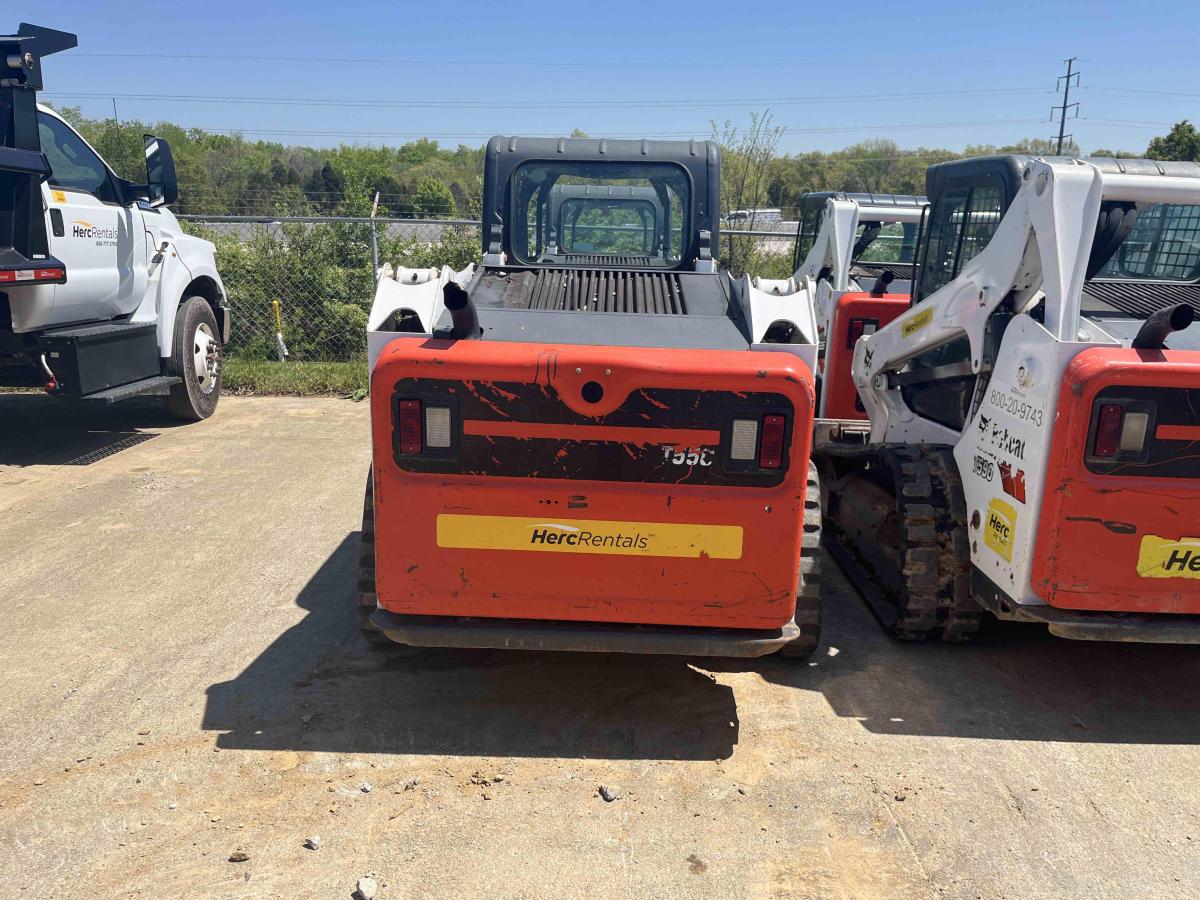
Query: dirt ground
0 394 1197 899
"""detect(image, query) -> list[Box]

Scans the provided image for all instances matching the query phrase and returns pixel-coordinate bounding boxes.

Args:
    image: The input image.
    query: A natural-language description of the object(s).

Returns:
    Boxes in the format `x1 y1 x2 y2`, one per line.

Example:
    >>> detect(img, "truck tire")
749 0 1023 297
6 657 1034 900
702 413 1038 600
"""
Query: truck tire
778 461 825 658
167 297 223 420
358 467 393 647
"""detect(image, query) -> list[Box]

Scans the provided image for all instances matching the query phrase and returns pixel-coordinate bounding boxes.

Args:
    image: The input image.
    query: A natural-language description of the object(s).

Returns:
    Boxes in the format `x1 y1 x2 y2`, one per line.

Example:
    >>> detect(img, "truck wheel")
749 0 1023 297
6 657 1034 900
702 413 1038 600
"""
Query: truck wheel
358 468 394 647
167 297 223 421
779 461 825 658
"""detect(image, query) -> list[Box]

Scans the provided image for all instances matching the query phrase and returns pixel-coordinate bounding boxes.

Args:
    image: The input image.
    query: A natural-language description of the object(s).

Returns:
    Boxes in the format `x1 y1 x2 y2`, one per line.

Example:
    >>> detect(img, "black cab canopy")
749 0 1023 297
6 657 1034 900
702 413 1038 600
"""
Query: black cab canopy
481 136 721 270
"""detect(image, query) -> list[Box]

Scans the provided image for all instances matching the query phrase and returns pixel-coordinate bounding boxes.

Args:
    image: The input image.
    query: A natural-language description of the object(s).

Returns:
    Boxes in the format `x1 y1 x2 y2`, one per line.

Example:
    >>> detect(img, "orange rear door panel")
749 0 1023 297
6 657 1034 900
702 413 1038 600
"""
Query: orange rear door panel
370 339 816 630
1032 348 1200 613
822 292 908 419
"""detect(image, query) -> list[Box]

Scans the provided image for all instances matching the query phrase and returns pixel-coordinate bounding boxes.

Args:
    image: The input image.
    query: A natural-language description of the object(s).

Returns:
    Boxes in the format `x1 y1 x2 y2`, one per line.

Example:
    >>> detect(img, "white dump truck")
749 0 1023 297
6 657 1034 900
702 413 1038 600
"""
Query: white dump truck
0 23 228 419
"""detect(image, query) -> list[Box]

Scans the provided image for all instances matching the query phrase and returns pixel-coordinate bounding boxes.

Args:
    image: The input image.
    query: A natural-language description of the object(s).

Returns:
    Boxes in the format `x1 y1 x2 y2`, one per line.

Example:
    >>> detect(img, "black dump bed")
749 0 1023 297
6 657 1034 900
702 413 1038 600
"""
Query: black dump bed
0 24 76 278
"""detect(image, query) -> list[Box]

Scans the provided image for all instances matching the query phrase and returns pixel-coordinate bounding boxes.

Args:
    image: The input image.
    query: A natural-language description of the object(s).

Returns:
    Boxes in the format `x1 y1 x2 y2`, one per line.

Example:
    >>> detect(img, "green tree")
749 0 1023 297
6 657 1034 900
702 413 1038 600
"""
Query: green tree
1147 121 1200 161
410 177 457 218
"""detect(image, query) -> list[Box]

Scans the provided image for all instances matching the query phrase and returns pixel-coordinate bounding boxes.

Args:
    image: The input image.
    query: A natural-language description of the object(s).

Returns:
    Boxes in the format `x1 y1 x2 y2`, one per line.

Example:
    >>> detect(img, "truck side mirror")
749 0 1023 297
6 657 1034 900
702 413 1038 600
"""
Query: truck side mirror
144 135 178 207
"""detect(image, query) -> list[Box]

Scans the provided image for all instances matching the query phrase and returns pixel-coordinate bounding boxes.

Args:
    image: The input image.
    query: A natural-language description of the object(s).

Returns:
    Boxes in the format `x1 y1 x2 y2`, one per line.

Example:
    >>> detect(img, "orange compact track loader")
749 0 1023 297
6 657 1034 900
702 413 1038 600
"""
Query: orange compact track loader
787 191 926 421
818 155 1200 644
359 137 825 657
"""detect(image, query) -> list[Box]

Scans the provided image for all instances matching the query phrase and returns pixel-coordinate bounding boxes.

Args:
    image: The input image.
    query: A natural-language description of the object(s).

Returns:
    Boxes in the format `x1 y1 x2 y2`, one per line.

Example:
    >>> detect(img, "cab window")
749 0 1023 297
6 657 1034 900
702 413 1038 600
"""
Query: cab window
916 186 1003 301
1098 203 1200 281
37 112 117 202
793 201 824 269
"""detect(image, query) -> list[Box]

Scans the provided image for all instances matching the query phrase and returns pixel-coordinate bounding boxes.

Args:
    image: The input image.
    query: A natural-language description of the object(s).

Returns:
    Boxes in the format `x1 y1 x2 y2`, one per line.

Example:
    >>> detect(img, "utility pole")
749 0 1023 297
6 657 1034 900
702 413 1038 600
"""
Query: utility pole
1052 57 1080 155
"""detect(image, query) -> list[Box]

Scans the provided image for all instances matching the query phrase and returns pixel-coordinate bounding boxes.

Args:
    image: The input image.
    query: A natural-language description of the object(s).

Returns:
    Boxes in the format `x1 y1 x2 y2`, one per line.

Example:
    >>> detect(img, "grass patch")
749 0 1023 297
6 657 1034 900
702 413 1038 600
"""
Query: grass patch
222 357 368 397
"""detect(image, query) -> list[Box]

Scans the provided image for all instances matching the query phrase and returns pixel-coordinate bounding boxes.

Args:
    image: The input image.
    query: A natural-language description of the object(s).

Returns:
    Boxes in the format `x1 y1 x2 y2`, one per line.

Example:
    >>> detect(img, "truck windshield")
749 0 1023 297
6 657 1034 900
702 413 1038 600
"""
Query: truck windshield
512 162 688 266
1096 203 1200 282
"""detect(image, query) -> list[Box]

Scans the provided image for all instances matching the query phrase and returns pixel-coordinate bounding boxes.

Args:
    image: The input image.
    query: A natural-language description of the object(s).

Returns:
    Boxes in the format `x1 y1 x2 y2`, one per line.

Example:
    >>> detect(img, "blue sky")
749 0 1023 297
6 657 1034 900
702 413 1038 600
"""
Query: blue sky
24 0 1200 154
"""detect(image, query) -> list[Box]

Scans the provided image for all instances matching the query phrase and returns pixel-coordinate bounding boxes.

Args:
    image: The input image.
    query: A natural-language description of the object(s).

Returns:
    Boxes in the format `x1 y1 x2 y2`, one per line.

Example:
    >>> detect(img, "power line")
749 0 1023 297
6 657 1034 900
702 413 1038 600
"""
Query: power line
1052 57 1080 154
1084 86 1200 101
42 87 1051 111
1083 117 1177 129
70 51 789 69
71 116 1046 141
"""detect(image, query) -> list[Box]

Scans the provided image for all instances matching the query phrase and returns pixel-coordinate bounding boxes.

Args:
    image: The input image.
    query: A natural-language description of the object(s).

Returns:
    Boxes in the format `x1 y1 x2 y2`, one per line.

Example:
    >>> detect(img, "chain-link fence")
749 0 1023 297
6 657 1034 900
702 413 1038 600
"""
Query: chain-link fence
180 215 799 361
180 216 480 361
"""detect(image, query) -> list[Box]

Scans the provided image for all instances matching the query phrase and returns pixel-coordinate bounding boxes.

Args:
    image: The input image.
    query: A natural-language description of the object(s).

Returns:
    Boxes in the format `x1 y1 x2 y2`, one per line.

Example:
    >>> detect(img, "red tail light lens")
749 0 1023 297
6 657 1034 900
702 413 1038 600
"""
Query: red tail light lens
759 414 786 469
1092 403 1124 458
846 318 878 349
398 399 423 454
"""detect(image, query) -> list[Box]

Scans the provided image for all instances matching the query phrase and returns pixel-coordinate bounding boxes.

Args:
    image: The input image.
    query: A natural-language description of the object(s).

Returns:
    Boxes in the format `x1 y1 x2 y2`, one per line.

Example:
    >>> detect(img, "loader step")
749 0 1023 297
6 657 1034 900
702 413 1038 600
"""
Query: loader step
81 375 181 403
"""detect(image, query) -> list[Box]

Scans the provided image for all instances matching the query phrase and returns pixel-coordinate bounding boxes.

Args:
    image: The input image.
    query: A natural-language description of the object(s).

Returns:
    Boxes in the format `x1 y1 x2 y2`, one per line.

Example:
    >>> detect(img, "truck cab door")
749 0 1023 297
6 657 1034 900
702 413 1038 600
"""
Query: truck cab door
37 110 147 327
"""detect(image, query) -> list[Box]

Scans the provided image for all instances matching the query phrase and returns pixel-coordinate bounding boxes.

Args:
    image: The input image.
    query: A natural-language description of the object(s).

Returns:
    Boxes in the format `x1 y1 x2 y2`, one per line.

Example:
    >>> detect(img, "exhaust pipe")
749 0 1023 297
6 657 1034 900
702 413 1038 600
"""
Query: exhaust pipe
443 282 481 340
1131 303 1194 350
870 269 895 298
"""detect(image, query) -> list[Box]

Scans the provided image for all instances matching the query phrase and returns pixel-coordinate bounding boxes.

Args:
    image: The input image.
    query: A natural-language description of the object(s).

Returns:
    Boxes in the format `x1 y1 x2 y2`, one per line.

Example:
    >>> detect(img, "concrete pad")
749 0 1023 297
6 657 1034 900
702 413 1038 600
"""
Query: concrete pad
0 395 1196 899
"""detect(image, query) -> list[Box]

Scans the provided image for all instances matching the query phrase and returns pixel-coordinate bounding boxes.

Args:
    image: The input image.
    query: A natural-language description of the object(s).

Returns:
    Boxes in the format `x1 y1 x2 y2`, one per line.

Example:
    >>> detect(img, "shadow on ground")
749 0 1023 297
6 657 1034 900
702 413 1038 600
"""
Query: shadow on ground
205 533 1200 760
0 394 179 466
205 534 741 760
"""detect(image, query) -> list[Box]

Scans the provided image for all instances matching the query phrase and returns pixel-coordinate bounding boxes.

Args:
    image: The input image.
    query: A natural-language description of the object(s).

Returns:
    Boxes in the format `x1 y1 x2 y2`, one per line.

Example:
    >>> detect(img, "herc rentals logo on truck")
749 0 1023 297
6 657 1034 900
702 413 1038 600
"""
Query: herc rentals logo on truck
71 220 119 246
435 514 744 559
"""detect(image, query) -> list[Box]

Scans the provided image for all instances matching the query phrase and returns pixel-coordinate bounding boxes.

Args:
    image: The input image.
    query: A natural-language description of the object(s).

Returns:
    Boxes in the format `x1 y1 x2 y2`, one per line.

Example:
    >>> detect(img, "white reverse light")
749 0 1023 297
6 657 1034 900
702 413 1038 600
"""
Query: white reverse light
425 406 452 448
730 418 758 461
1120 411 1150 453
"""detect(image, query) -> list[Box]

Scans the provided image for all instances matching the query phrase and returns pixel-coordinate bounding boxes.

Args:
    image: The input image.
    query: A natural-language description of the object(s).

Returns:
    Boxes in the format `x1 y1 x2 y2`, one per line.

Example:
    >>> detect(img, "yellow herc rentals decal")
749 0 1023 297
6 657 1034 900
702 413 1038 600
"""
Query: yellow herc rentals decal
1137 535 1200 579
901 307 933 338
436 514 744 559
983 497 1017 563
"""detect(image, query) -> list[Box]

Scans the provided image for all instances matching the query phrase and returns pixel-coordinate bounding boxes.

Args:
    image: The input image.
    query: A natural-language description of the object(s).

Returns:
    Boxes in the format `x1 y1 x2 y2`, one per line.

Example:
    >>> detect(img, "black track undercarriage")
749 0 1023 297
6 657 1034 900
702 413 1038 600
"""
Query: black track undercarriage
817 442 982 641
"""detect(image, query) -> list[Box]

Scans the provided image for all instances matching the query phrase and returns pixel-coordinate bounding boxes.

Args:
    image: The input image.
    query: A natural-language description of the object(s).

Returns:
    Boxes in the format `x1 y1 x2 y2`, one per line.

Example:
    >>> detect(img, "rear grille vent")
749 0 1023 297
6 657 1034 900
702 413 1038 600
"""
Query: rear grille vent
1084 280 1200 319
528 268 686 314
562 254 655 267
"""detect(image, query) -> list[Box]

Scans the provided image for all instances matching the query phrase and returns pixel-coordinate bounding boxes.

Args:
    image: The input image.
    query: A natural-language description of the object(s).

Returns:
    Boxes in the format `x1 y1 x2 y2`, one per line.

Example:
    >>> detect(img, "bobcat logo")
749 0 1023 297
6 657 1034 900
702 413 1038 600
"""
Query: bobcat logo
978 415 991 434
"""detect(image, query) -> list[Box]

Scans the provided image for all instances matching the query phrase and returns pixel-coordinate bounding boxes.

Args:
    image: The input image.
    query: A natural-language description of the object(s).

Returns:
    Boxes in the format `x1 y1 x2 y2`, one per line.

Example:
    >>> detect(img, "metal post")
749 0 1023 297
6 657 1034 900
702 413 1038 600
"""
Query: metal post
369 191 381 278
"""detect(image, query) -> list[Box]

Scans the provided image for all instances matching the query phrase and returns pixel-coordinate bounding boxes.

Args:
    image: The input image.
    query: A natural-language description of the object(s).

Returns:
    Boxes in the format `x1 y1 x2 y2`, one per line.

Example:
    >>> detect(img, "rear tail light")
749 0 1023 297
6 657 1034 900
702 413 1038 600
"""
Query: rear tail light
1092 401 1154 459
398 400 423 454
759 415 786 469
729 413 790 470
1092 403 1124 458
397 399 456 456
846 318 879 349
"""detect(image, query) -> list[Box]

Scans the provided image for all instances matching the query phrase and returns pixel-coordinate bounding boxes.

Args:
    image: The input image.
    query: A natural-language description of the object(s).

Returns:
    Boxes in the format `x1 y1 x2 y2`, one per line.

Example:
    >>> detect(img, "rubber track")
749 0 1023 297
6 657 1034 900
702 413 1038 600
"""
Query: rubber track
828 444 981 642
357 468 392 645
779 461 826 657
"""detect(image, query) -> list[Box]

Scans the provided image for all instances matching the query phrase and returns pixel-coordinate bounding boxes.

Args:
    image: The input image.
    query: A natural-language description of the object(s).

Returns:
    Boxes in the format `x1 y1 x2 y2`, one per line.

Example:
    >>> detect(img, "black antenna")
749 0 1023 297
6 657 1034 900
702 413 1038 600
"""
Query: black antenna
1052 57 1080 155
